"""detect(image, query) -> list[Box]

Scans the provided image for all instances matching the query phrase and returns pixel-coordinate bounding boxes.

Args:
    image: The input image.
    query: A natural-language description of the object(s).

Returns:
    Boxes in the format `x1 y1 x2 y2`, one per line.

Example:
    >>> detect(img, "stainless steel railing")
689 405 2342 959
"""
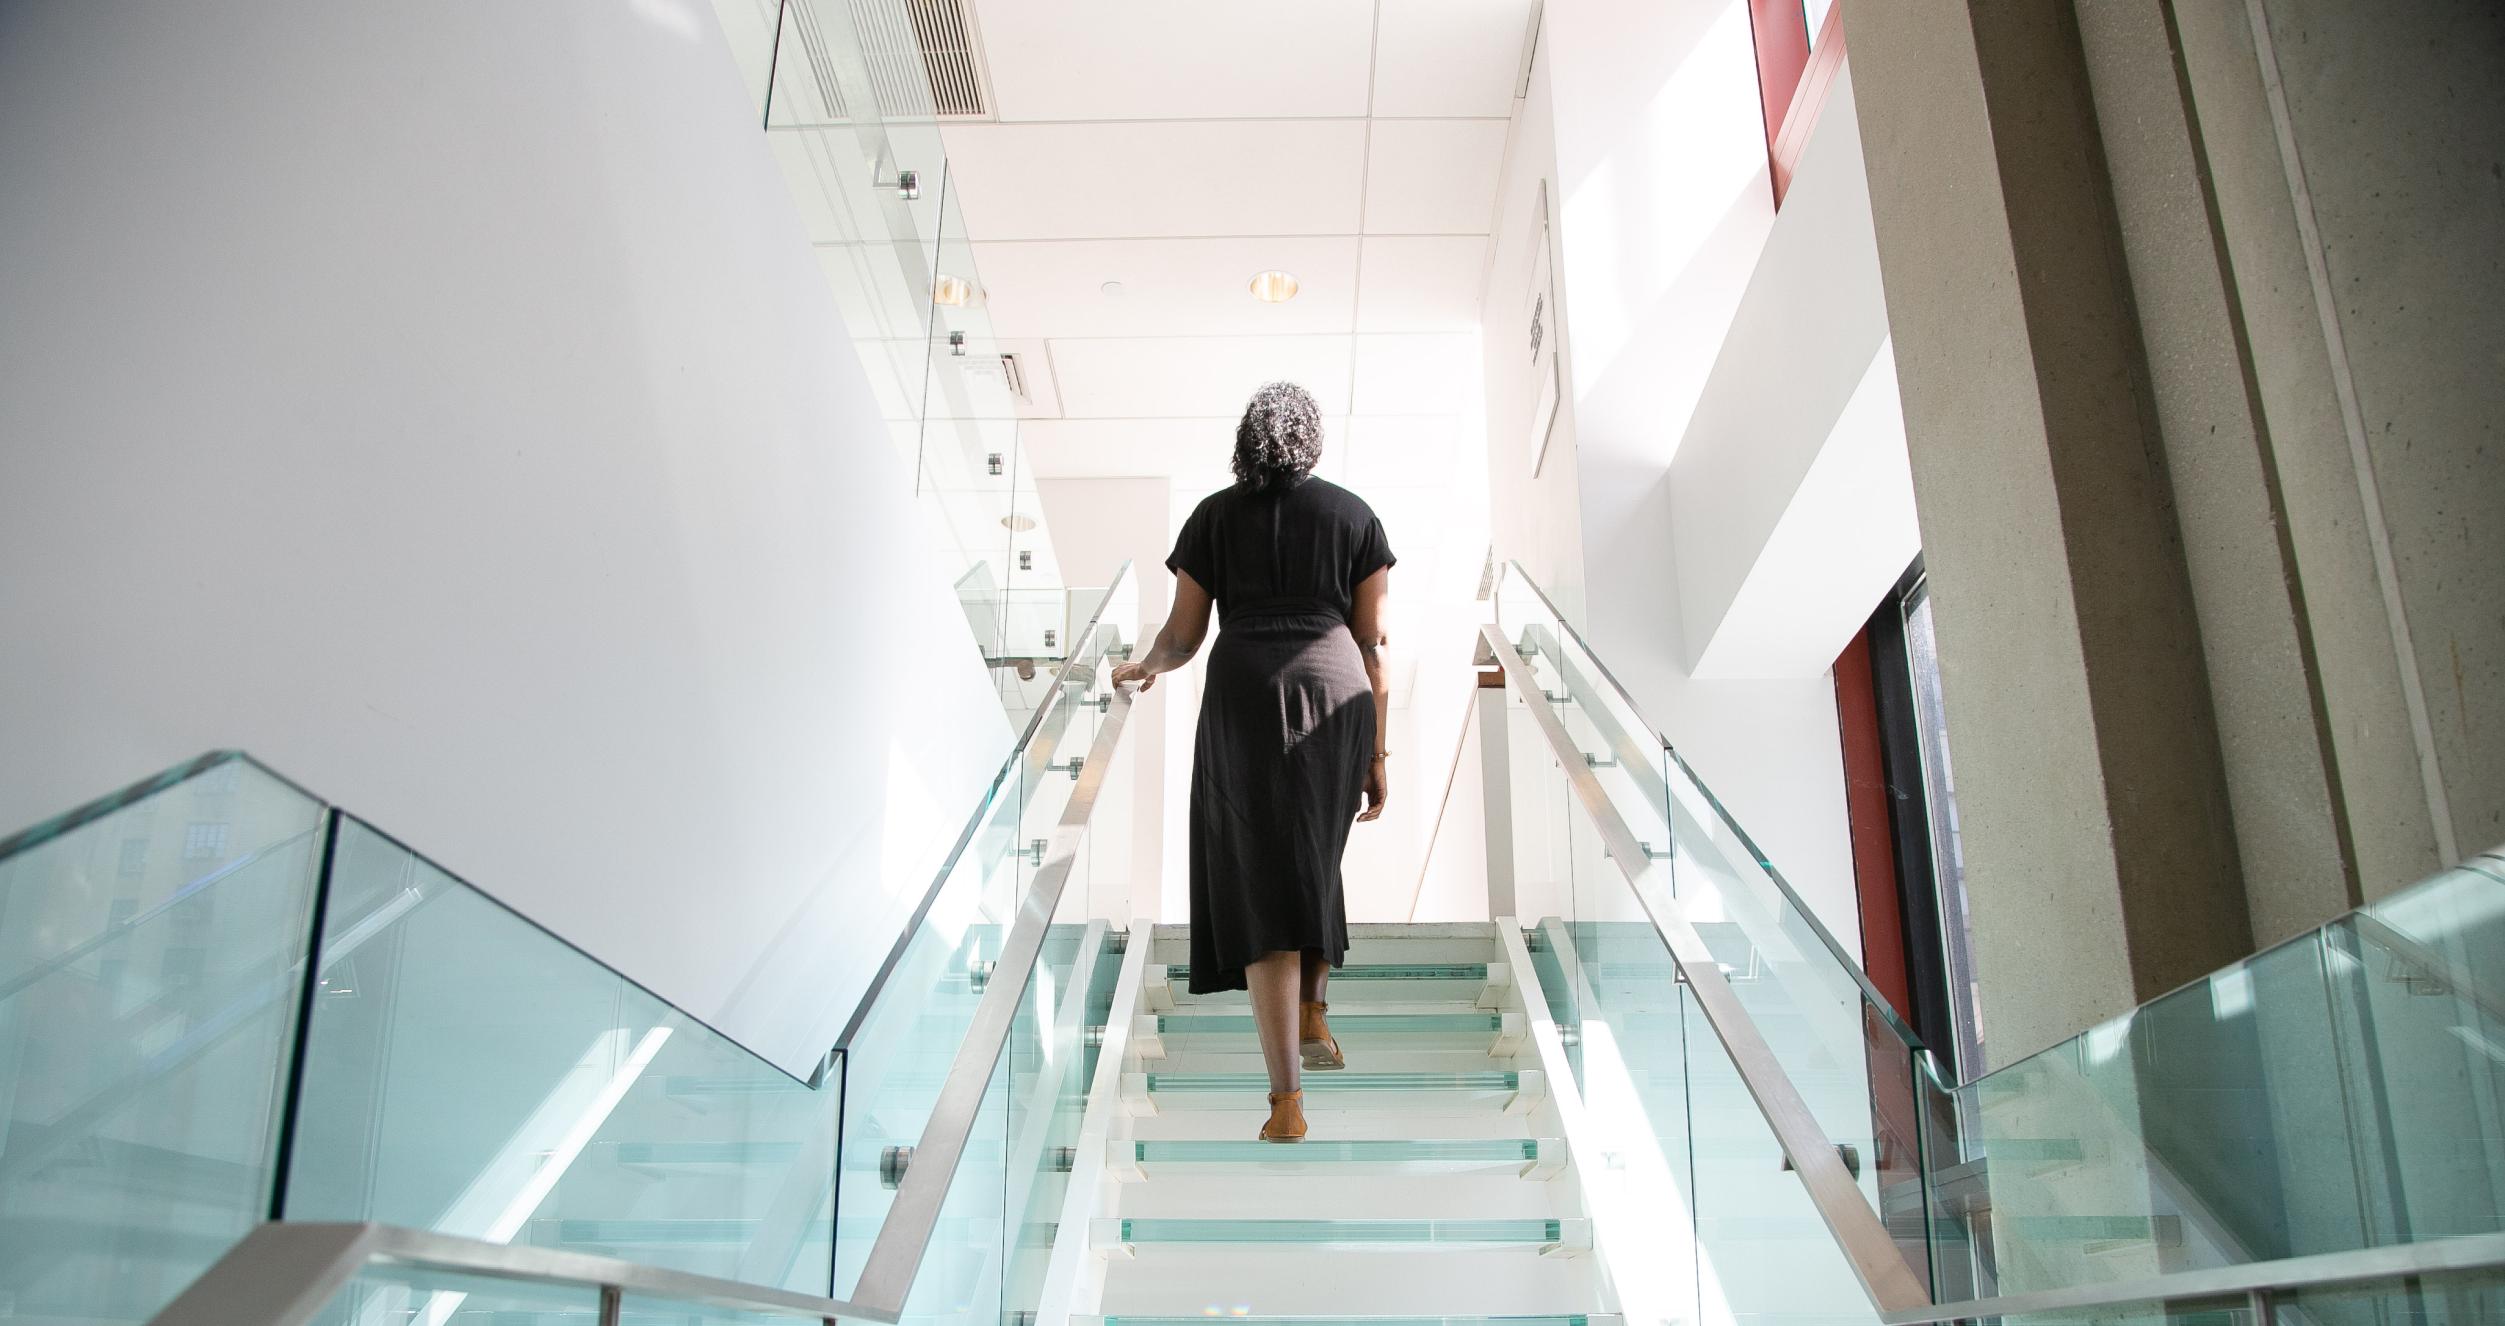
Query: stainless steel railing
1483 621 1934 1314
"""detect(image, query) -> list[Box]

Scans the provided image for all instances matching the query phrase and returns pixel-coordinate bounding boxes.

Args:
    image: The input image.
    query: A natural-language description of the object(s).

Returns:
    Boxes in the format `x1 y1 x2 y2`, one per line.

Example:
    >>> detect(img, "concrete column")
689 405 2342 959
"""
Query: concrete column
2065 0 2363 942
1843 0 2252 1064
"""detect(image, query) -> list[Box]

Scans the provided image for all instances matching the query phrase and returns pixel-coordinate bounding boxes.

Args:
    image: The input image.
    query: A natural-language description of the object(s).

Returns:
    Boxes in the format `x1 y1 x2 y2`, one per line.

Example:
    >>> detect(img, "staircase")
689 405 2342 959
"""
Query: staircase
14 559 2505 1325
1068 923 1612 1325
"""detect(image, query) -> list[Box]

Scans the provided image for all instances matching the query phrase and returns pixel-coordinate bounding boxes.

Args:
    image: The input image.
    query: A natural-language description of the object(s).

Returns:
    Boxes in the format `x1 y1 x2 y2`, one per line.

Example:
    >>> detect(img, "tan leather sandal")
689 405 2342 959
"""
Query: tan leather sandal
1258 1089 1307 1142
1300 999 1345 1071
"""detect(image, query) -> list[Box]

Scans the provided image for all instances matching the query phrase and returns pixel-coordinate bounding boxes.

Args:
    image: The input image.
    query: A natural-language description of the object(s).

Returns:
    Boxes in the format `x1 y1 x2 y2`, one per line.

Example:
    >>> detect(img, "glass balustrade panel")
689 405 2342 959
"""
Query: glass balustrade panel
1493 563 1931 1275
0 755 325 1325
1002 923 1105 1326
1927 852 2505 1301
284 818 837 1292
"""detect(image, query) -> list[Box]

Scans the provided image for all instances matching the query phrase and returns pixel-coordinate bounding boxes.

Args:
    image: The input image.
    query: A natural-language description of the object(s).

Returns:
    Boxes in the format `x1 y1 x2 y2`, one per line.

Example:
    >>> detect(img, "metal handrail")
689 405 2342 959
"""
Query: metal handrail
851 681 1133 1305
1484 622 1934 1314
1498 563 1929 1057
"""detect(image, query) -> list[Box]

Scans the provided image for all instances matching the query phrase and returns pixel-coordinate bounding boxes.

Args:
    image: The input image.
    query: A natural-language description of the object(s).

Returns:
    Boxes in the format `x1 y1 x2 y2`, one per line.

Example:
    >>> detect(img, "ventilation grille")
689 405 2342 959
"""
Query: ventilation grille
842 0 990 120
904 0 988 116
966 352 1030 402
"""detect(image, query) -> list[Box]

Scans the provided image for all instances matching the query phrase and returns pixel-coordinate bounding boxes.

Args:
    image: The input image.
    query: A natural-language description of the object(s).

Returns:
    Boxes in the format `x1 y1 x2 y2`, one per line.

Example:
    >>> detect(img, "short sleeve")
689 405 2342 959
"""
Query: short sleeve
1166 501 1217 594
1351 514 1396 587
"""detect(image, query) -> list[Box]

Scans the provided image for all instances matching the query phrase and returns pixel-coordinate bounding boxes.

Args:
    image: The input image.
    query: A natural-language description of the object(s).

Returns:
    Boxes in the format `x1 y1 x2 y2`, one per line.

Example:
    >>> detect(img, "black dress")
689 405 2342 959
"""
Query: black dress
1165 476 1396 995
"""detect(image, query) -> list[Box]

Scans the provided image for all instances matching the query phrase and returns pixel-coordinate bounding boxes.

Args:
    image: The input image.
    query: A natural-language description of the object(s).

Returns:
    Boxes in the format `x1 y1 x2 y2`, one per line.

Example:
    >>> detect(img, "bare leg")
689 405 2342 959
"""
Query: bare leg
1298 948 1344 1070
1246 951 1303 1096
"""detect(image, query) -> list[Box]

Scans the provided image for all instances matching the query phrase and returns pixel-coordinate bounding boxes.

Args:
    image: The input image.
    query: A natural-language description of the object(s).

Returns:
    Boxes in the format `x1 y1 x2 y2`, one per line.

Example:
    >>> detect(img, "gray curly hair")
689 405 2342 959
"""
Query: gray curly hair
1232 381 1325 493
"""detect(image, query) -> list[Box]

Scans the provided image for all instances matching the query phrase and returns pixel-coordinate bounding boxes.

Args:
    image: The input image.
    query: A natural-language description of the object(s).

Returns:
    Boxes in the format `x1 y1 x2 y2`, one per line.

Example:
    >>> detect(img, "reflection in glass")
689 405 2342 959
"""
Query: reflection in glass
0 754 325 1325
1902 584 1983 1075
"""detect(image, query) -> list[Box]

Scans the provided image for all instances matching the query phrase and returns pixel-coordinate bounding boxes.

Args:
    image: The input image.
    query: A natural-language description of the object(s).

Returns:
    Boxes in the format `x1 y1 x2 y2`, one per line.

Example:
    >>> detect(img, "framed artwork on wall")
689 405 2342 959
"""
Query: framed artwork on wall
1525 181 1561 477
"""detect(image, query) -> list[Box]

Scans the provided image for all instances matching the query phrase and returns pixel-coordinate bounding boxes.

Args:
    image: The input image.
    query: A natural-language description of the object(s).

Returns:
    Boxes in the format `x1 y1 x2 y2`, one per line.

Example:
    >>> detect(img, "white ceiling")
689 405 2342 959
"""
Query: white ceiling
943 0 1531 706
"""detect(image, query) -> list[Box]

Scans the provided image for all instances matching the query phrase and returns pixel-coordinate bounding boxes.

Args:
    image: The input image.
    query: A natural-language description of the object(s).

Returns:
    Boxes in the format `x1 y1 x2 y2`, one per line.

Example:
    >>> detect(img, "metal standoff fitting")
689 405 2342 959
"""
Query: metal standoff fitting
967 958 996 992
1779 1142 1863 1181
1024 837 1048 865
879 1145 914 1189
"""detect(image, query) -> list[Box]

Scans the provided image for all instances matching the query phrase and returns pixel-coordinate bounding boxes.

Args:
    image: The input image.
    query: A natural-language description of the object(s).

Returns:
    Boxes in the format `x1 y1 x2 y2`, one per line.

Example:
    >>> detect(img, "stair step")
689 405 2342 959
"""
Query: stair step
1092 1217 1592 1251
1170 962 1489 984
1146 1069 1521 1092
1119 1137 1566 1178
1090 1317 1621 1326
1123 1069 1543 1113
1158 1011 1502 1033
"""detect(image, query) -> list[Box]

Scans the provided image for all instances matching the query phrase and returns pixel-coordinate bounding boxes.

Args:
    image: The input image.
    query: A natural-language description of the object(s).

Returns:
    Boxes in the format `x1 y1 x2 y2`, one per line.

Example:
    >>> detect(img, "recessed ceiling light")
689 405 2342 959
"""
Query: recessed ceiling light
933 275 973 306
1100 280 1126 297
1000 513 1037 532
1249 270 1300 303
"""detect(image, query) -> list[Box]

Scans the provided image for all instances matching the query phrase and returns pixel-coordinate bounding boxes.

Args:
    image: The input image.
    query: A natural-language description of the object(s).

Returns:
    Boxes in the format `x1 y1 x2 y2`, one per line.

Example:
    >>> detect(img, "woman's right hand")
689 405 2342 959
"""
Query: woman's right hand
1110 659 1157 692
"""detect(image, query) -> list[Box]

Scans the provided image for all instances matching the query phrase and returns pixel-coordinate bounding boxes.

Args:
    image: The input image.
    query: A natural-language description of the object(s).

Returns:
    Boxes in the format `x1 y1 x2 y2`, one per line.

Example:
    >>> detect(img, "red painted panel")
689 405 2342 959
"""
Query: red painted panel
1833 624 1912 1018
1747 0 1812 179
1769 3 1849 205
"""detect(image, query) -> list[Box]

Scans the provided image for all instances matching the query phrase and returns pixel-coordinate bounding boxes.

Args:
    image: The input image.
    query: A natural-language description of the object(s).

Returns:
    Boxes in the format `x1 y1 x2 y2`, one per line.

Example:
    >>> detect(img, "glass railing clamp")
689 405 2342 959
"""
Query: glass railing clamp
1779 1142 1862 1181
880 1145 914 1189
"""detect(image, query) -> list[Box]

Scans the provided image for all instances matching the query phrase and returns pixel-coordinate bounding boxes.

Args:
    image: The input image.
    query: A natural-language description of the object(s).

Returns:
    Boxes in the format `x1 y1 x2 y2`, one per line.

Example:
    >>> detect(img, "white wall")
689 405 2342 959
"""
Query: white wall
0 1 1010 1079
1475 2 1872 948
1671 67 1919 680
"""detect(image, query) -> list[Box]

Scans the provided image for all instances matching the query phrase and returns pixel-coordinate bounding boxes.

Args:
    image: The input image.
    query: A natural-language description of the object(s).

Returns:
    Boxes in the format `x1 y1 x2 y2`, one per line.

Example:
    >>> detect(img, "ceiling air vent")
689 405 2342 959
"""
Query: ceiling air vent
849 0 992 119
905 0 989 117
965 352 1030 402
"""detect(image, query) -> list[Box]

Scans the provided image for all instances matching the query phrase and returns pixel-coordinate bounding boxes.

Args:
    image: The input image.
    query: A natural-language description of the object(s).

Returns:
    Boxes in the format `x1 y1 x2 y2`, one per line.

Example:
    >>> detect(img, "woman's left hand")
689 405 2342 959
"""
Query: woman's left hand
1110 659 1157 692
1357 756 1388 822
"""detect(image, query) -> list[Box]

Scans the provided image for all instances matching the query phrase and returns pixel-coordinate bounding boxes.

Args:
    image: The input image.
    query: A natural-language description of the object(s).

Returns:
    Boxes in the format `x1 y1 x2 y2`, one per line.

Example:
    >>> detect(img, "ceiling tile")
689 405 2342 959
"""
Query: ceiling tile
1356 236 1490 333
942 121 1366 240
1048 335 1355 418
1352 333 1481 414
973 237 1360 339
1361 119 1509 234
968 0 1374 120
1371 0 1538 118
1344 416 1463 486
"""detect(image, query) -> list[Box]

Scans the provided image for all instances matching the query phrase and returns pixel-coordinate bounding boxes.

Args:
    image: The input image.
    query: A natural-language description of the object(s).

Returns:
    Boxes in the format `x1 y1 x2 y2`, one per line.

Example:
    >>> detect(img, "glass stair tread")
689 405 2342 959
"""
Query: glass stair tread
1129 1138 1558 1173
1144 1071 1520 1092
1167 963 1489 983
1158 1012 1501 1033
1094 1318 1618 1326
1104 1217 1573 1246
